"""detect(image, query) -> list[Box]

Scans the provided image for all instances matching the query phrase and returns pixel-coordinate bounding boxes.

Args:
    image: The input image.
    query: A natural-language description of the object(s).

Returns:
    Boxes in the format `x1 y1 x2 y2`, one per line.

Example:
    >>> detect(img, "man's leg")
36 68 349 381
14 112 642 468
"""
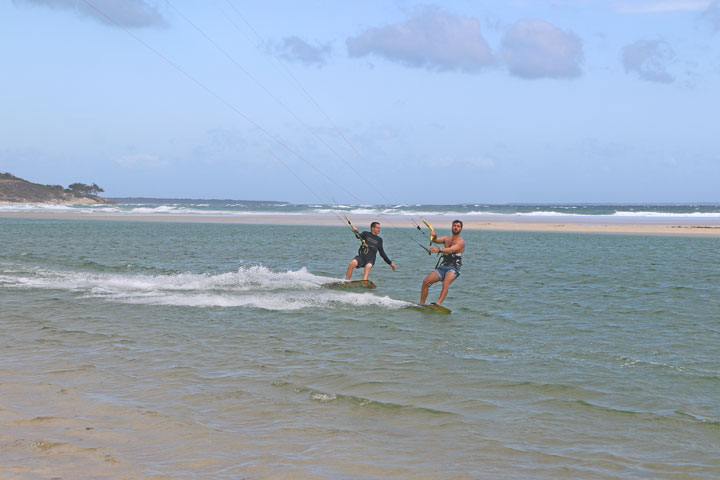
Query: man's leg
345 259 358 280
436 272 457 305
362 263 373 281
420 271 441 305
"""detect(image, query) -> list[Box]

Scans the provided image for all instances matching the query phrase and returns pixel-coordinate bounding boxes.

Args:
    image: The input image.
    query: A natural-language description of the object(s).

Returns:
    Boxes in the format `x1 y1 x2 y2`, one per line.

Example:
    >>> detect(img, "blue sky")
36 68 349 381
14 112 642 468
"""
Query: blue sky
2 0 719 203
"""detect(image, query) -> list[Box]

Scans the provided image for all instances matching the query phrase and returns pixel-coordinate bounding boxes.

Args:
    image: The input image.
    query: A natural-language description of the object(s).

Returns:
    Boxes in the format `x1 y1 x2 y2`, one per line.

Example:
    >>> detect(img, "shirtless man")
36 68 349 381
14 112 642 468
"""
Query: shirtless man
420 220 465 305
345 222 396 281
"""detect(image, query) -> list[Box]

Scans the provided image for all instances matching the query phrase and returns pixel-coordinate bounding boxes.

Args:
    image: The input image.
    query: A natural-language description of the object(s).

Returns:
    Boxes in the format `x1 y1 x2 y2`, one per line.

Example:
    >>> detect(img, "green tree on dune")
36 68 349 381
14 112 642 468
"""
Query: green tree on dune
68 182 104 196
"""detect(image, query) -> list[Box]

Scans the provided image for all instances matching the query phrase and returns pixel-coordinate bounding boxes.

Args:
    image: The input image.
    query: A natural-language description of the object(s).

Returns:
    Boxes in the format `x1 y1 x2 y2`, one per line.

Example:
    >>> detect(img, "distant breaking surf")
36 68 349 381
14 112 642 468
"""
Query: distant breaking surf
3 200 720 218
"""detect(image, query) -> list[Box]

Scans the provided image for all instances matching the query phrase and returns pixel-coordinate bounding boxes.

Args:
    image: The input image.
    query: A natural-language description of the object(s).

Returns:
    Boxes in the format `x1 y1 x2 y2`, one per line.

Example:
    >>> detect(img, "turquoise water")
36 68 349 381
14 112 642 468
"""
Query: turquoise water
1 218 719 478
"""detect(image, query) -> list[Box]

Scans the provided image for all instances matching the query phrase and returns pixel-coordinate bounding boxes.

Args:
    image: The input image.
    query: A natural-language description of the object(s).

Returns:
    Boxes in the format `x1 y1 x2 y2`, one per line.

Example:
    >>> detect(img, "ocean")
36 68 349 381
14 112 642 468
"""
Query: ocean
1 211 719 478
3 199 720 220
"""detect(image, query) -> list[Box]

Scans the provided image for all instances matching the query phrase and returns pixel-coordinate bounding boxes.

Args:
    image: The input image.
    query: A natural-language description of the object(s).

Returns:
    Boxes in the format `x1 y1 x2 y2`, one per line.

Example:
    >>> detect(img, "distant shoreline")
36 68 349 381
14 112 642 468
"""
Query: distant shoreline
2 210 720 237
0 174 115 205
107 197 289 204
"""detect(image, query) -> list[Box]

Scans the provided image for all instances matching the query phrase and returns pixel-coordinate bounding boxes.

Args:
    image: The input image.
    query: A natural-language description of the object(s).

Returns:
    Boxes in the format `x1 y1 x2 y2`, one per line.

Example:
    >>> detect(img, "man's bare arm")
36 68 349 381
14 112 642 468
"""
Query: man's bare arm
440 238 465 254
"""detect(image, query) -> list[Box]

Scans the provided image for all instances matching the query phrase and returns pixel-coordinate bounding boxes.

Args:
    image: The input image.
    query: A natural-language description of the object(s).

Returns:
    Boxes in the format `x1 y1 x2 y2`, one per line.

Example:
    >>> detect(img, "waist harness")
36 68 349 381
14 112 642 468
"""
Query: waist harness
441 252 462 268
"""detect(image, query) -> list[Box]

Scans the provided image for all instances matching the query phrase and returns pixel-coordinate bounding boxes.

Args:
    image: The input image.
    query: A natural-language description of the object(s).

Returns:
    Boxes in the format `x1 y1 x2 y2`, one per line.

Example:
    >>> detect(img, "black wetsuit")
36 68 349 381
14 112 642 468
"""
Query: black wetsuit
354 231 392 268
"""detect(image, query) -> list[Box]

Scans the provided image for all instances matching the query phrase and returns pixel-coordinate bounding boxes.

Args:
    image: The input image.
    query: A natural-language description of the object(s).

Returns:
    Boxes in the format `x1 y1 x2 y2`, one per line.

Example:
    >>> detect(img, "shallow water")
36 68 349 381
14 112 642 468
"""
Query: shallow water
1 218 719 479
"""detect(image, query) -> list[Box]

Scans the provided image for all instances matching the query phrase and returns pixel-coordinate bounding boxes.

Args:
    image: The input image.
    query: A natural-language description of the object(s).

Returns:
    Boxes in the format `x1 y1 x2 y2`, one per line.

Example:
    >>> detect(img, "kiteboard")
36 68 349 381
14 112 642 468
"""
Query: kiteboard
407 303 452 314
321 280 377 290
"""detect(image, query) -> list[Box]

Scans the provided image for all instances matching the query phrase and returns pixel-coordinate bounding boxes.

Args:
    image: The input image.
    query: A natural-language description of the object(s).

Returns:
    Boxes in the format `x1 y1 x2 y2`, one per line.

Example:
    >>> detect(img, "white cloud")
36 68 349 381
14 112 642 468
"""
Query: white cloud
616 1 711 14
501 20 584 79
272 36 332 67
346 5 495 73
622 39 676 83
13 0 166 28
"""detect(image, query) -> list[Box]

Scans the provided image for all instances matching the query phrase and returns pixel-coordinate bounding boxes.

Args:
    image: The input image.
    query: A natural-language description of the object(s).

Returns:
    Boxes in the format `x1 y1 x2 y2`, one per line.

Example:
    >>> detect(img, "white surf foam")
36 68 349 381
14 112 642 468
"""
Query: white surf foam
611 211 720 218
0 264 408 311
2 265 327 291
117 290 407 310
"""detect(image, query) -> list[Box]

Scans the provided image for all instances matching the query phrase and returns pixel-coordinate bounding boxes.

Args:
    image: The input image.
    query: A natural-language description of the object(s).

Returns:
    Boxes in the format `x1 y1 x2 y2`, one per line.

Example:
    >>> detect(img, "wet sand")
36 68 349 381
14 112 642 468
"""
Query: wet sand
2 210 720 236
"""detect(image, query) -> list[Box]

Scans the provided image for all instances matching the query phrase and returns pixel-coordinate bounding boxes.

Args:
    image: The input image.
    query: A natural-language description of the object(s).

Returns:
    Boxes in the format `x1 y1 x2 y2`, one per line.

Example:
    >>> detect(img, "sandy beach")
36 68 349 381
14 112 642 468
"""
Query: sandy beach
2 209 720 236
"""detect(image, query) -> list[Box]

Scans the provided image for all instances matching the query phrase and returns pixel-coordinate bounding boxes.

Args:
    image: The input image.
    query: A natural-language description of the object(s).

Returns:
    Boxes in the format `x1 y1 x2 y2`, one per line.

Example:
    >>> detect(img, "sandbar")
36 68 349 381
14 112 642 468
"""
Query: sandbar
1 210 720 236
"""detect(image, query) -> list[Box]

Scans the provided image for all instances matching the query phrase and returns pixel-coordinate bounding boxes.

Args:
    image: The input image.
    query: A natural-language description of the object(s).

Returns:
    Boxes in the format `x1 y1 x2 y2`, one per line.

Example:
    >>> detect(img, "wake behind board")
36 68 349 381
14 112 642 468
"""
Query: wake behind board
321 280 377 290
407 303 452 314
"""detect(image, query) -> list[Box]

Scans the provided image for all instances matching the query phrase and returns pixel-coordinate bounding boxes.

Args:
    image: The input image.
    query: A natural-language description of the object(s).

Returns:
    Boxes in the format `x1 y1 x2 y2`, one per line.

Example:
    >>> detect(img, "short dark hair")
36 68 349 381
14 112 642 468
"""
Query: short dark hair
370 222 380 229
452 219 463 228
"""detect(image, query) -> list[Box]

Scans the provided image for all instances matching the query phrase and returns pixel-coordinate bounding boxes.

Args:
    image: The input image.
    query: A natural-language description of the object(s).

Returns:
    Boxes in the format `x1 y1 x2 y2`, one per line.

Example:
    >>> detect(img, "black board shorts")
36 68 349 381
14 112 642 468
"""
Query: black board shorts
353 254 375 268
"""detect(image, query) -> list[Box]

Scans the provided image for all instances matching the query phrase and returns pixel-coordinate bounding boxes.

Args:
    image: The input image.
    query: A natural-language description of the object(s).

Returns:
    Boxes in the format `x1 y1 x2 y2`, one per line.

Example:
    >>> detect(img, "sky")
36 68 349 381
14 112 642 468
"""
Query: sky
1 0 719 204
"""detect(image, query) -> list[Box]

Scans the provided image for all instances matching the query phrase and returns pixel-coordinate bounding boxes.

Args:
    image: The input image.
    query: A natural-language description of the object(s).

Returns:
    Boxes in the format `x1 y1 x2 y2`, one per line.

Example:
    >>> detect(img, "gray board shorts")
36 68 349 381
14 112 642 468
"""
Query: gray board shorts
434 264 460 281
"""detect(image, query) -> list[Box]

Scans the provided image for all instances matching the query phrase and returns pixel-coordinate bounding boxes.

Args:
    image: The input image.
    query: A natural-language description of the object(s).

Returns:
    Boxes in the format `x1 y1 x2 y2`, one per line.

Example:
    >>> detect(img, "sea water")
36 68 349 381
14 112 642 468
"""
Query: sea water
4 200 720 221
1 218 718 479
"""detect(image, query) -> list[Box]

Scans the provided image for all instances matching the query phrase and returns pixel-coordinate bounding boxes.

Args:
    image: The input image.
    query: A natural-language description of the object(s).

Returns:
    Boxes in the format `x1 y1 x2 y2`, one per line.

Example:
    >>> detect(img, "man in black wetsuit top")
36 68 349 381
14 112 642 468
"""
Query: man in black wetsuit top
345 222 397 282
